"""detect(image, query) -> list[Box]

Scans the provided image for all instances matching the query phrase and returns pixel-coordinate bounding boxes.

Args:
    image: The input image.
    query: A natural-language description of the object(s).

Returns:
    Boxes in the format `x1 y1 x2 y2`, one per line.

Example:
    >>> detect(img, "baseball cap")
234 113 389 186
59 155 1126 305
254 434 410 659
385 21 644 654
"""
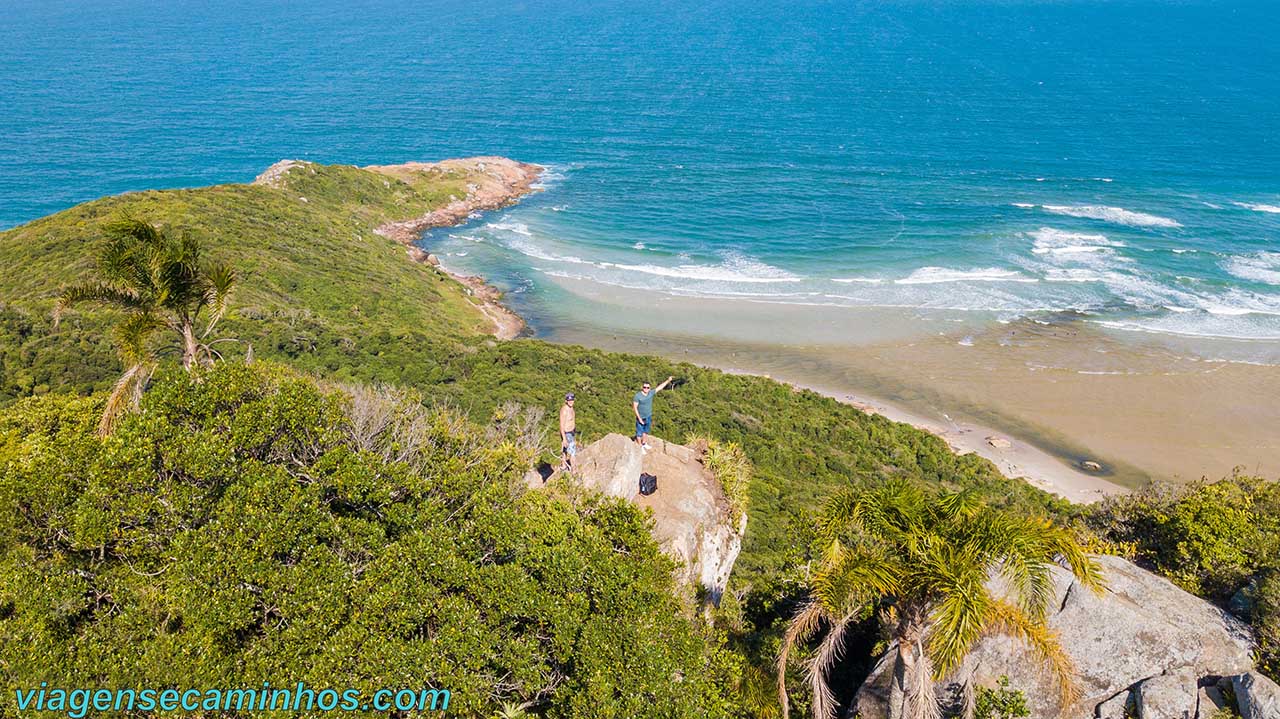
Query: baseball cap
565 392 575 400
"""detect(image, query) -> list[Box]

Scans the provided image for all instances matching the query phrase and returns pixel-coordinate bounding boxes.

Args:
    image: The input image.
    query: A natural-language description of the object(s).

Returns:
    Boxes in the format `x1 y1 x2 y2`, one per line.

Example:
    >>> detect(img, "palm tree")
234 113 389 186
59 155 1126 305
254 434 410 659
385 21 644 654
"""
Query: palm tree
776 481 1103 719
54 216 236 434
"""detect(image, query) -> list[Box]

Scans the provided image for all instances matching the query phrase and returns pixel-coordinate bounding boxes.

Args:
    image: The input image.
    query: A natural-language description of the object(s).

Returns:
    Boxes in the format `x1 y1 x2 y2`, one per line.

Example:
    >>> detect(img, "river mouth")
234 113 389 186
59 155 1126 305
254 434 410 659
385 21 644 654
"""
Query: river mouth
499 274 1280 489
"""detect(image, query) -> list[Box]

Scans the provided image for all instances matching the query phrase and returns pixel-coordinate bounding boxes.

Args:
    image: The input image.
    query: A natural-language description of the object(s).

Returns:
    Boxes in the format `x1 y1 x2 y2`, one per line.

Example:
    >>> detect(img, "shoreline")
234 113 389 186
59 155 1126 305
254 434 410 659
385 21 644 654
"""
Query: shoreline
746 372 1129 504
367 157 544 340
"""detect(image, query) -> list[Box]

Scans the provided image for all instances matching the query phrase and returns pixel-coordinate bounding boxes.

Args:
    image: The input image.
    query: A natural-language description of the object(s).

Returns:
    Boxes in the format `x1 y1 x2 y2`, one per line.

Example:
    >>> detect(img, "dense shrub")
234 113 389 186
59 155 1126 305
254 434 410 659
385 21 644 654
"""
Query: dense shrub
1086 474 1280 681
0 363 738 718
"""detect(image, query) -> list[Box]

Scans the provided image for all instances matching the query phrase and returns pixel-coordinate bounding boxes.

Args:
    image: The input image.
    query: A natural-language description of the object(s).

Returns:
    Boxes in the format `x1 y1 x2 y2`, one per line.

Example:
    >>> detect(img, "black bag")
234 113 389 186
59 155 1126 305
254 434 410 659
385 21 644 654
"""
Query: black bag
639 472 657 496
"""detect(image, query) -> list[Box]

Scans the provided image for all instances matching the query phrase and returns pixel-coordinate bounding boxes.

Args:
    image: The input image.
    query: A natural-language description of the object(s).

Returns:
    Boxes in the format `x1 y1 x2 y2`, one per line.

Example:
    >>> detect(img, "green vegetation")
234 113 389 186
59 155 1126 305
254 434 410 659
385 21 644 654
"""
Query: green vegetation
0 161 489 403
1086 473 1280 680
687 434 751 526
0 164 1064 583
777 482 1101 719
0 162 1113 717
54 217 237 433
973 677 1030 719
0 363 737 718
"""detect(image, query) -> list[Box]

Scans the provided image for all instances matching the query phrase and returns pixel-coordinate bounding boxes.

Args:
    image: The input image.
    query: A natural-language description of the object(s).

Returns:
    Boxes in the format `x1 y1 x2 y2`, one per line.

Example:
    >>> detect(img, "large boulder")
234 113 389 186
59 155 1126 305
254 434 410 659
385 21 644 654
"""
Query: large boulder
853 555 1254 719
1231 671 1280 719
527 434 746 603
1133 669 1196 719
632 437 748 603
560 432 643 500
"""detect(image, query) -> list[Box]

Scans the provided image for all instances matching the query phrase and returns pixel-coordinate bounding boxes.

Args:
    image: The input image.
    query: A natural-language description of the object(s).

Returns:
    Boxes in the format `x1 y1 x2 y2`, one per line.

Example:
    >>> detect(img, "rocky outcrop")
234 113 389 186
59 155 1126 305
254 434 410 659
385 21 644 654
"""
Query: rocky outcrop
252 156 538 340
365 157 543 245
253 159 310 188
527 433 747 603
1133 669 1196 719
853 555 1255 719
1232 671 1280 719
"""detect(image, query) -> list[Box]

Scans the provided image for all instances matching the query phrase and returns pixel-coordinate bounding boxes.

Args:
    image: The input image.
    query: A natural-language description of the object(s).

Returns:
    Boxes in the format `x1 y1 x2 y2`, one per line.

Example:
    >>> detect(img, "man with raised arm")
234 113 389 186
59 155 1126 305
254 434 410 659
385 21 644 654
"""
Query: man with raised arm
632 376 674 451
560 392 576 474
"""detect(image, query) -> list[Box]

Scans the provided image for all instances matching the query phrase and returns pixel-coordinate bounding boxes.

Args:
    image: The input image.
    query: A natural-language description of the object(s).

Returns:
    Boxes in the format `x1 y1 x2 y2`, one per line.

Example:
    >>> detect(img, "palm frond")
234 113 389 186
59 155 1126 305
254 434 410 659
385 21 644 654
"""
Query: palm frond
805 608 861 719
777 600 828 719
110 312 164 366
103 215 164 247
53 283 146 324
984 599 1079 705
922 548 990 678
811 547 902 614
97 361 154 436
904 642 943 719
1045 527 1106 595
200 263 237 337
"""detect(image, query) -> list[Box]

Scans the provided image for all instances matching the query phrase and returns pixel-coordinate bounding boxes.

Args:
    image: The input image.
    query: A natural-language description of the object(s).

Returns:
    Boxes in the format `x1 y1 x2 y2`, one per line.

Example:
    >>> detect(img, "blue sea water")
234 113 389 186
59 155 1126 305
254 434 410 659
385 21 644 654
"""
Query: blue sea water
3 0 1279 340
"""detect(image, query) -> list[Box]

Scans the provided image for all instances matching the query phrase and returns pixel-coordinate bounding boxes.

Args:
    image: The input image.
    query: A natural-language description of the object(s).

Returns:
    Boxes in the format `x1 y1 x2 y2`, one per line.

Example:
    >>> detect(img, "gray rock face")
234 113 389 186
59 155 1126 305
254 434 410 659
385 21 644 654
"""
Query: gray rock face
853 555 1254 719
564 432 643 500
1232 671 1280 719
527 433 745 602
1096 689 1132 719
1133 669 1196 719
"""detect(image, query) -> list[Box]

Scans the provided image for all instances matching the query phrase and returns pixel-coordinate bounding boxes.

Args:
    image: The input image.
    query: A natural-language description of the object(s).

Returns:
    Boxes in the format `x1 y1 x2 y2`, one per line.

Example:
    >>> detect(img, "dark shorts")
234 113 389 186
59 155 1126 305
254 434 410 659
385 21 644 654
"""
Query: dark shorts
563 430 576 456
635 416 652 437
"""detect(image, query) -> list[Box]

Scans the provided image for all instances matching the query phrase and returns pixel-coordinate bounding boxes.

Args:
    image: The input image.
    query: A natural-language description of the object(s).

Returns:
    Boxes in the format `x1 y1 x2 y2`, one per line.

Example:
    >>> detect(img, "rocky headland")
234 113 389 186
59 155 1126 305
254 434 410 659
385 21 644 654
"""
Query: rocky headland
254 156 543 340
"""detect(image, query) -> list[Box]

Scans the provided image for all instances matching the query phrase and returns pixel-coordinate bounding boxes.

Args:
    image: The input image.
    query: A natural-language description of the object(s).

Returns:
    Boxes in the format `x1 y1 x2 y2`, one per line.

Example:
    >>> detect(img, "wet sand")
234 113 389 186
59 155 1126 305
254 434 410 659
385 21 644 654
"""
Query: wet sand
529 277 1280 497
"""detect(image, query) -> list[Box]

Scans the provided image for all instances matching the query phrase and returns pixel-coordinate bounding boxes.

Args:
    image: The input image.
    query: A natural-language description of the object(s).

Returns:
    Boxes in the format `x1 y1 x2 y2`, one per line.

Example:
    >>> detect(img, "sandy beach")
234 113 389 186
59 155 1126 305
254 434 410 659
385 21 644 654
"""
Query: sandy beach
515 275 1280 500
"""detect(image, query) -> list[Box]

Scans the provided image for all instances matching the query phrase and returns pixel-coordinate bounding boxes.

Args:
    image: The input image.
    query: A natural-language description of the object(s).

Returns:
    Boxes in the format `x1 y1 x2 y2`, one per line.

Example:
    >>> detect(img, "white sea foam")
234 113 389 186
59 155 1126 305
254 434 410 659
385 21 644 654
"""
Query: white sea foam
1043 268 1106 283
601 253 801 284
1234 202 1280 214
1011 202 1036 209
1222 252 1280 285
831 277 885 284
485 221 533 236
1040 204 1182 228
501 235 589 265
895 267 1038 285
1028 228 1123 256
633 242 646 250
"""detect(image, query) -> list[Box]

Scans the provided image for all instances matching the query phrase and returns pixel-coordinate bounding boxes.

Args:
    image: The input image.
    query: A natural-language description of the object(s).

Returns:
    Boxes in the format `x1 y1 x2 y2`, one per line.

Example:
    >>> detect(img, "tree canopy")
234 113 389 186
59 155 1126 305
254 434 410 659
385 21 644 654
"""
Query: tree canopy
0 362 737 718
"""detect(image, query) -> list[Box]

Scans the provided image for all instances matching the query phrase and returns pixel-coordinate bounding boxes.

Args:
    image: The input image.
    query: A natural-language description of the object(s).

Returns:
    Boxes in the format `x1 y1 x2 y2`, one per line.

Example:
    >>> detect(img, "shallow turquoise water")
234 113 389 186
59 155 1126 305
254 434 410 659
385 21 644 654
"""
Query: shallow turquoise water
3 0 1278 340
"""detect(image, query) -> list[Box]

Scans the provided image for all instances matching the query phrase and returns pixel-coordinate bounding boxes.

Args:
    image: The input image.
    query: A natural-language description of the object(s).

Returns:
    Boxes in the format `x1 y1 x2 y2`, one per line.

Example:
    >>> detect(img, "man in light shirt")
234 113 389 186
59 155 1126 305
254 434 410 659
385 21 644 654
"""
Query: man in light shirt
632 376 673 451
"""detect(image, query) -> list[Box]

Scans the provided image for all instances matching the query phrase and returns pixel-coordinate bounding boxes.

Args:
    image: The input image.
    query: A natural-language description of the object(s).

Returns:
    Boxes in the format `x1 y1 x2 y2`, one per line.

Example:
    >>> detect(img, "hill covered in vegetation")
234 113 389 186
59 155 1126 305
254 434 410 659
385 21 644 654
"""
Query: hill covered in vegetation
4 160 1280 717
0 362 739 717
0 160 1061 586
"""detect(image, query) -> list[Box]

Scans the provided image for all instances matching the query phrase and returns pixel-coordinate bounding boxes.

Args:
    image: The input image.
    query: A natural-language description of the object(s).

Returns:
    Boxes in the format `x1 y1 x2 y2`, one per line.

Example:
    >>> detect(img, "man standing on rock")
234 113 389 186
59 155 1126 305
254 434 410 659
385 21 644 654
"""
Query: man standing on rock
560 392 577 474
633 376 674 451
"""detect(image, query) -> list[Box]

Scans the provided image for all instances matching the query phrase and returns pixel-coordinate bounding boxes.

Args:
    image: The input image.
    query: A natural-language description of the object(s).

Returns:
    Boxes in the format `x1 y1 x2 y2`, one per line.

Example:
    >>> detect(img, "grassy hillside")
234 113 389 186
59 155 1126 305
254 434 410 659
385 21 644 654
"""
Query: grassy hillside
0 162 1063 586
0 162 490 400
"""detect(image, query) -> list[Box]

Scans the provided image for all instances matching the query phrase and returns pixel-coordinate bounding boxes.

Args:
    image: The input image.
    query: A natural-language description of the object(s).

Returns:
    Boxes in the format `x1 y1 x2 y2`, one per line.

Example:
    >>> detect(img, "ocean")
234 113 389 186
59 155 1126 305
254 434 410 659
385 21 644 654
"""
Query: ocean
4 0 1279 344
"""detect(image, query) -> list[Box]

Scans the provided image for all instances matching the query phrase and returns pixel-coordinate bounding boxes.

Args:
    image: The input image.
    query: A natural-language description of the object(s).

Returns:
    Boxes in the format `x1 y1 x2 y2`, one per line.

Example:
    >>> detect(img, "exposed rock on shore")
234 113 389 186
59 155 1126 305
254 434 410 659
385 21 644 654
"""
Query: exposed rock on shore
853 555 1255 719
364 157 543 245
254 156 541 340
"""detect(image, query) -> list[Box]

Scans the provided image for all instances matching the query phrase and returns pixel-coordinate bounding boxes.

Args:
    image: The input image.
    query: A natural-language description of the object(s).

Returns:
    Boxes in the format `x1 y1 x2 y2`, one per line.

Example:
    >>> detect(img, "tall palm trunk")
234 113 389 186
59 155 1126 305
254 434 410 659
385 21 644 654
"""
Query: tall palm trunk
888 640 912 719
889 615 940 719
180 320 198 370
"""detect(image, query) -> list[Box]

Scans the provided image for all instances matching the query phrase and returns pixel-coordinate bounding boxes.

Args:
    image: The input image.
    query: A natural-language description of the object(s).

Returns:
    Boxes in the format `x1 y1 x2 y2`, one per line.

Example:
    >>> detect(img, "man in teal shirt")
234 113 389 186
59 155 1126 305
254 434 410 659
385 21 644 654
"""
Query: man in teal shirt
632 375 674 451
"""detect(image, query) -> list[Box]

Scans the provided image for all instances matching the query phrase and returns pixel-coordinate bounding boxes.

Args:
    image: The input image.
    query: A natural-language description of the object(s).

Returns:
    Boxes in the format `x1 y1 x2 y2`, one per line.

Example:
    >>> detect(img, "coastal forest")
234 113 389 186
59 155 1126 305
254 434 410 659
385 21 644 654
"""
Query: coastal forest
2 162 1277 718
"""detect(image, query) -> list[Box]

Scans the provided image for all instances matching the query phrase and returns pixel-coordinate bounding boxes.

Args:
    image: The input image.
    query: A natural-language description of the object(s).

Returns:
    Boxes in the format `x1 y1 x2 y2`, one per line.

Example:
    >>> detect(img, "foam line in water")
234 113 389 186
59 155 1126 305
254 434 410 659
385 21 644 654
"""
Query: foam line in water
894 267 1038 284
1014 203 1181 228
1221 252 1280 285
1233 202 1280 214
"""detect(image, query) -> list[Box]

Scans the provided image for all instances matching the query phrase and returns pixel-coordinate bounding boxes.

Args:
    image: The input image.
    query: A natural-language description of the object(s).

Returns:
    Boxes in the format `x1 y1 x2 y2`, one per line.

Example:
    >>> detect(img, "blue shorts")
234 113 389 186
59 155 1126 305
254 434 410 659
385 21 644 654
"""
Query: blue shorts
635 416 652 437
563 431 577 457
